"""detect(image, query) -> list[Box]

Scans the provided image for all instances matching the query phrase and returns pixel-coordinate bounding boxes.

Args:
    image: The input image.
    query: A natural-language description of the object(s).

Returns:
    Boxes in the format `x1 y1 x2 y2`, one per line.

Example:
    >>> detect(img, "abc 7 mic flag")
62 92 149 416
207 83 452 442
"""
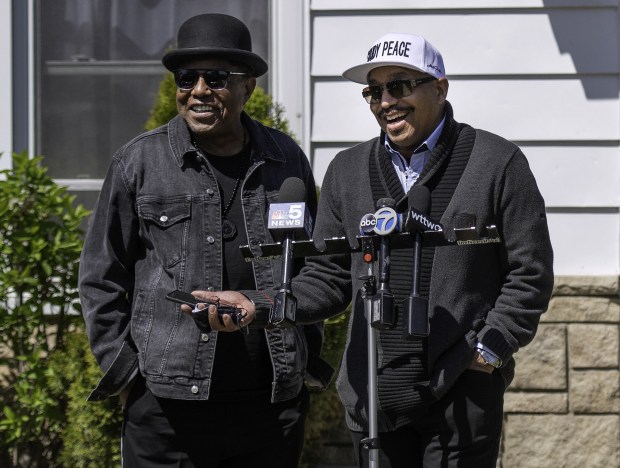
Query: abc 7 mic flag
359 206 402 236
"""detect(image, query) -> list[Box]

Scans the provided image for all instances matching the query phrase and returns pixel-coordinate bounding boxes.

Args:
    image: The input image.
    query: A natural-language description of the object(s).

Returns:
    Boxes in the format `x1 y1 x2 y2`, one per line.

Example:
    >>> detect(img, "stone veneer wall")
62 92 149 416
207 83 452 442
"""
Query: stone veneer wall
499 276 620 467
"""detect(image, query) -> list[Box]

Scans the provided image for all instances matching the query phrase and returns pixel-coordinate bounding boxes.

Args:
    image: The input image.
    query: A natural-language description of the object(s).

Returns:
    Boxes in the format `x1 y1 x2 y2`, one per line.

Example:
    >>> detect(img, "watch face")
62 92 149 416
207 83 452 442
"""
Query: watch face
480 350 501 368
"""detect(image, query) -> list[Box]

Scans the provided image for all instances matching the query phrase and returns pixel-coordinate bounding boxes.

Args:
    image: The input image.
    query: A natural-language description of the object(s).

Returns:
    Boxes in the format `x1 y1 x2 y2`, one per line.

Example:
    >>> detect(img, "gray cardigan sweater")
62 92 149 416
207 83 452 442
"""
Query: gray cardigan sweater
246 104 554 431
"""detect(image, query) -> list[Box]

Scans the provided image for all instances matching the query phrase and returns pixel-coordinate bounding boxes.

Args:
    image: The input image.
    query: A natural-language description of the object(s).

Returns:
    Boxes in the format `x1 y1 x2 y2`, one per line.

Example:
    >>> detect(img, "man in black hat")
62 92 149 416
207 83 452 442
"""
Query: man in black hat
79 13 329 467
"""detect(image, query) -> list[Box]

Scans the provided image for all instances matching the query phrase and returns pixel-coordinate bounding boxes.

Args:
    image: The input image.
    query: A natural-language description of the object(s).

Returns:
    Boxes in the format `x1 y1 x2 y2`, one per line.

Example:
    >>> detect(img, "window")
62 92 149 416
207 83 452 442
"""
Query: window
35 0 268 190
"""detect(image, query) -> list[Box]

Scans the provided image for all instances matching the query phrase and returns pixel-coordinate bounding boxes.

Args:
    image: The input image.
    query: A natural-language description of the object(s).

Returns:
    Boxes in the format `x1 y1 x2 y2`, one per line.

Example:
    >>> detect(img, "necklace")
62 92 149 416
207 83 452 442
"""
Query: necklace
192 130 249 240
220 164 245 240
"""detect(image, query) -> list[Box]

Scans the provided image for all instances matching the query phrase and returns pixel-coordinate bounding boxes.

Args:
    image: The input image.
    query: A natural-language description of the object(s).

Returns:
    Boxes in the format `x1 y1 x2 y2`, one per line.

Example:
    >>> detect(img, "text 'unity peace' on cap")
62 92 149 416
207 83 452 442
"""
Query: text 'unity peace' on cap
342 33 445 84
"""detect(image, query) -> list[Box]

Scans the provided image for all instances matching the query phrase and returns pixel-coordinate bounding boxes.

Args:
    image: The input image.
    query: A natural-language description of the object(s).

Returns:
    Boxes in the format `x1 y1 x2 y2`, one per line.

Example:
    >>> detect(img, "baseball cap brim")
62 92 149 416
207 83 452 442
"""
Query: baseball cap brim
342 61 429 85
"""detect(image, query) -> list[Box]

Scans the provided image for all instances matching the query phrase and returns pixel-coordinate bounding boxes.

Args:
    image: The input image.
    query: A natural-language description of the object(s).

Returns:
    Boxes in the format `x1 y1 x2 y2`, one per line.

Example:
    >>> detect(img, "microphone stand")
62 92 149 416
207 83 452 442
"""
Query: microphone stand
358 236 380 468
271 234 296 327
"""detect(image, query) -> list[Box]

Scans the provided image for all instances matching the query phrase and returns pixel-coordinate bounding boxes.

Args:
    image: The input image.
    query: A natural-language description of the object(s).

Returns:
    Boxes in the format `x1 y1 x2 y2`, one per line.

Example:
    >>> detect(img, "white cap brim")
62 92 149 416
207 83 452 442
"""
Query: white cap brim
343 61 429 85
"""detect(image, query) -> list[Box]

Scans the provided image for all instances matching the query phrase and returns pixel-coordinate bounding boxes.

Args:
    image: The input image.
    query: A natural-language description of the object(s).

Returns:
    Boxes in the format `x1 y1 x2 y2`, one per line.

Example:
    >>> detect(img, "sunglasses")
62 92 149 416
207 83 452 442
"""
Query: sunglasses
173 69 247 91
362 76 437 104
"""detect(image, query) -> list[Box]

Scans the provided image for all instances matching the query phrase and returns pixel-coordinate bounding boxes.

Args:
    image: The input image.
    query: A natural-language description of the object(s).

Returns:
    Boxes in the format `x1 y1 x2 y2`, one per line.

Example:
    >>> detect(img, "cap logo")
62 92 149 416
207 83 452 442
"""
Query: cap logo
367 40 411 62
428 63 442 74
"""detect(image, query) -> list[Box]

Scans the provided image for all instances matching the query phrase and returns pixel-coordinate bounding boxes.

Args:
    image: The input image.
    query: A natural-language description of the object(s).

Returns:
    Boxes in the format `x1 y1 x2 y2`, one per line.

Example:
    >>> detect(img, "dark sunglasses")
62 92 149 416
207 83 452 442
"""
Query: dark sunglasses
173 69 247 91
362 76 437 104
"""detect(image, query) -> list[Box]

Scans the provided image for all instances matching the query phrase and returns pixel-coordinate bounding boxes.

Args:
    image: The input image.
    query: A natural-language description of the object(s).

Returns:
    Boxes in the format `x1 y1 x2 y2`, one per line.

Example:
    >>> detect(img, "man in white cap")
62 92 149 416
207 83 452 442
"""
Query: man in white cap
79 13 331 468
195 32 554 467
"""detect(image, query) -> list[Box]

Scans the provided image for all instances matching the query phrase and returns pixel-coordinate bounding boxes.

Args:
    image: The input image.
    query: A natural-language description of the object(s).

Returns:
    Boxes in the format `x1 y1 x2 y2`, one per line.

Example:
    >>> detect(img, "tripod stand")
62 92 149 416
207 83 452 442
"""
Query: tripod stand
358 236 381 468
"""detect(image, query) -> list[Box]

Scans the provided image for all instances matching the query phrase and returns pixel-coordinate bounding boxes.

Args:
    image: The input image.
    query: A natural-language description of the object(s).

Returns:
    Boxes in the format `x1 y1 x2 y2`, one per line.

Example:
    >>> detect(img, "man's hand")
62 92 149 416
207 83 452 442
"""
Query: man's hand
179 290 256 332
468 352 496 374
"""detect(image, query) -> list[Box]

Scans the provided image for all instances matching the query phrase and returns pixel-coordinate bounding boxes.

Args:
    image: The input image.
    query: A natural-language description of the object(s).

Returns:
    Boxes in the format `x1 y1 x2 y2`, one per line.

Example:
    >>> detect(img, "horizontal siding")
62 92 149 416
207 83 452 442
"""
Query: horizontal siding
524 146 620 208
312 10 619 76
313 145 620 209
307 4 620 275
311 0 618 10
312 79 620 142
547 212 620 275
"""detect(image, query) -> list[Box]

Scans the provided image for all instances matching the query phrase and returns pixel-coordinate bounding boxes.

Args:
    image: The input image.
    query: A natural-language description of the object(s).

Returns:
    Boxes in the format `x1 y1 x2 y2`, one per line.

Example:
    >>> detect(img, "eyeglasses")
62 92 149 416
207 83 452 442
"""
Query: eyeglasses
362 76 437 104
173 69 247 91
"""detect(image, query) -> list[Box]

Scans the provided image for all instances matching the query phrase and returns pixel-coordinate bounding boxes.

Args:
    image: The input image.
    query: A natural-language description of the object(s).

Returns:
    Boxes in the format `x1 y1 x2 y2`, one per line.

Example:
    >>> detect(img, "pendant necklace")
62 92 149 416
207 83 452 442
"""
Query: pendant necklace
220 164 244 240
193 131 248 241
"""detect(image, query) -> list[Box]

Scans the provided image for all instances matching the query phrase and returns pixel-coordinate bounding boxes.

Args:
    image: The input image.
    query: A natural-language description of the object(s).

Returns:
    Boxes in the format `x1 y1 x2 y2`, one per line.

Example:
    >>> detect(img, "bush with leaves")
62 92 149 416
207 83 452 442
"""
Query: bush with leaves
0 151 91 466
50 332 122 467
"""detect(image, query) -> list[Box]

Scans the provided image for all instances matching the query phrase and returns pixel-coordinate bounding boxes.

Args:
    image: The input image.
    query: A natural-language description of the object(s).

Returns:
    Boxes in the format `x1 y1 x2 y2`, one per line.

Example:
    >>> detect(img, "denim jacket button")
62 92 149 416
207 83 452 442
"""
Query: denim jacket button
191 385 199 394
207 236 215 244
200 333 209 342
159 215 168 222
206 189 214 196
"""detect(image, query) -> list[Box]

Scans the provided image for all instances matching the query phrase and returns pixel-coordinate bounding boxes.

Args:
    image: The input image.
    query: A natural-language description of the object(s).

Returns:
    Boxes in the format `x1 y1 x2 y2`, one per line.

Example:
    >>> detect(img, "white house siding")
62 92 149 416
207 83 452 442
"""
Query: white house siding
305 0 620 277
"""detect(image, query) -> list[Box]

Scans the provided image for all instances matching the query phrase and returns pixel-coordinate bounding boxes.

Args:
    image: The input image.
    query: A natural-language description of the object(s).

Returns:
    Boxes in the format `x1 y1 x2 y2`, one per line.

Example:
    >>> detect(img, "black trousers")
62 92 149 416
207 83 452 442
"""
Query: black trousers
351 369 505 468
122 377 309 468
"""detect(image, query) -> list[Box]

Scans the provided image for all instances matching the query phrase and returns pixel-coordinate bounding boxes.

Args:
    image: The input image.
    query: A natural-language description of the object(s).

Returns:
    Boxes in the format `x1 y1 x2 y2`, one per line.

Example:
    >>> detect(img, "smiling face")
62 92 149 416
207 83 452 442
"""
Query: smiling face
175 57 256 152
367 66 448 158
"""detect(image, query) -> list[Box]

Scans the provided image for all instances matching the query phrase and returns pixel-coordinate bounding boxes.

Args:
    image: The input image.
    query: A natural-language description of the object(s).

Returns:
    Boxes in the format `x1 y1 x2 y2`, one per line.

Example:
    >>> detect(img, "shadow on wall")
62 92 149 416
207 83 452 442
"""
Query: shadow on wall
544 0 619 99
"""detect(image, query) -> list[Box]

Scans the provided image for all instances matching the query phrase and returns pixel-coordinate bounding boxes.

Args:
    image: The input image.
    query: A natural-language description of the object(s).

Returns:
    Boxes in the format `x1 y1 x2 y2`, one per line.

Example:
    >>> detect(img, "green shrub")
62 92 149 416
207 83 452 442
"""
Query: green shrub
144 72 178 131
51 333 122 467
300 311 350 468
0 151 90 466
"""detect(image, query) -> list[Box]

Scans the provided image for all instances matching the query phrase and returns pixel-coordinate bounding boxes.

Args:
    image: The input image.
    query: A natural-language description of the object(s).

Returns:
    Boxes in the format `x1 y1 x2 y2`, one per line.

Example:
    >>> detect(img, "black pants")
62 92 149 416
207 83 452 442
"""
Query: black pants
351 370 505 468
122 377 309 468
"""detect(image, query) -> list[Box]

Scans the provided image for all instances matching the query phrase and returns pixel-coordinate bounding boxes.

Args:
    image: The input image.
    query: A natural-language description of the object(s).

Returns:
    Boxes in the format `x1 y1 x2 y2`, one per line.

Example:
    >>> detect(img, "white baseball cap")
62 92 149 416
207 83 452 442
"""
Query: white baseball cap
342 33 445 84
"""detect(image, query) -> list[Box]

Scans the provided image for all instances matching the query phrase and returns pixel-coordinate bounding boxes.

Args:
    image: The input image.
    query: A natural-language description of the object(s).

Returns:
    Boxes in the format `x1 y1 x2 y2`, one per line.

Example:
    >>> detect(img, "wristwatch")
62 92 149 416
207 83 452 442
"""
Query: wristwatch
476 347 502 368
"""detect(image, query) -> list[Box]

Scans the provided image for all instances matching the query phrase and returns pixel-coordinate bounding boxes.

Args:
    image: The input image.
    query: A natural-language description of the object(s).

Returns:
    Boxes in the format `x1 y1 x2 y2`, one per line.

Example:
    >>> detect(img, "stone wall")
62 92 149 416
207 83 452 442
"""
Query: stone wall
500 275 620 468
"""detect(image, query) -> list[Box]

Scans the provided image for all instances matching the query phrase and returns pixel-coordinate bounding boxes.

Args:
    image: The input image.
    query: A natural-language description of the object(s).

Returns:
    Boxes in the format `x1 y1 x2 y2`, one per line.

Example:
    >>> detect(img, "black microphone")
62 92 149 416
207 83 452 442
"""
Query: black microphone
267 177 311 327
370 198 399 329
404 186 442 233
403 185 431 338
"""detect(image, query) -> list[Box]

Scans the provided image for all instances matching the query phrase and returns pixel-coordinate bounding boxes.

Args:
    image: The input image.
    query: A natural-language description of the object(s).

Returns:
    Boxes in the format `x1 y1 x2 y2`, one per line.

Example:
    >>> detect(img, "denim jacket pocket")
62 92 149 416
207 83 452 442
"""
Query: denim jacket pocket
137 195 191 268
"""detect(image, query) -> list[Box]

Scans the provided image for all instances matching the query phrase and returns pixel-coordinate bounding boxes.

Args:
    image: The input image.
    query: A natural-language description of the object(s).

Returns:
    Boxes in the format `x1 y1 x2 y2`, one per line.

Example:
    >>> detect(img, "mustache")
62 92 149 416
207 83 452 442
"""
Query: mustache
379 106 410 118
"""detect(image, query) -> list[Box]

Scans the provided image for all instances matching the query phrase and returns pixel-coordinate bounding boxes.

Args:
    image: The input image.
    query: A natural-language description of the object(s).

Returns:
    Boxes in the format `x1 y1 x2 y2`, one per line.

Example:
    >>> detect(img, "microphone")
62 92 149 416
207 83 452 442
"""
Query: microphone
370 198 398 329
358 212 377 264
404 187 442 233
268 177 311 327
403 185 431 338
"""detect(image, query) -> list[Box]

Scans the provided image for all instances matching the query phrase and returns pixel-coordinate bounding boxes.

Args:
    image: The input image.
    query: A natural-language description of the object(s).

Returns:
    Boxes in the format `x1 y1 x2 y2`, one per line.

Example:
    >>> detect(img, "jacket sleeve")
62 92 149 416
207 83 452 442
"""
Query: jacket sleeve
78 158 140 395
477 150 554 364
296 154 336 386
244 158 353 324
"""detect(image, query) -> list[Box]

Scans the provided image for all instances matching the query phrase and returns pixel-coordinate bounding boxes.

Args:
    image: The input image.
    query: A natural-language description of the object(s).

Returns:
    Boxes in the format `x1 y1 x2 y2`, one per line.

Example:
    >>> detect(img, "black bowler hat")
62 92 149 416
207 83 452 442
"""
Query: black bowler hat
162 14 268 77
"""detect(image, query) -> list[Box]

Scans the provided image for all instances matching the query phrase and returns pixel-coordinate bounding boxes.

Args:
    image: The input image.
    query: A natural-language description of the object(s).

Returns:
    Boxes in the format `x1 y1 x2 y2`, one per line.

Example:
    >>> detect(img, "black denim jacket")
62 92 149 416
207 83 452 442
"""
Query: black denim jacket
79 113 331 402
